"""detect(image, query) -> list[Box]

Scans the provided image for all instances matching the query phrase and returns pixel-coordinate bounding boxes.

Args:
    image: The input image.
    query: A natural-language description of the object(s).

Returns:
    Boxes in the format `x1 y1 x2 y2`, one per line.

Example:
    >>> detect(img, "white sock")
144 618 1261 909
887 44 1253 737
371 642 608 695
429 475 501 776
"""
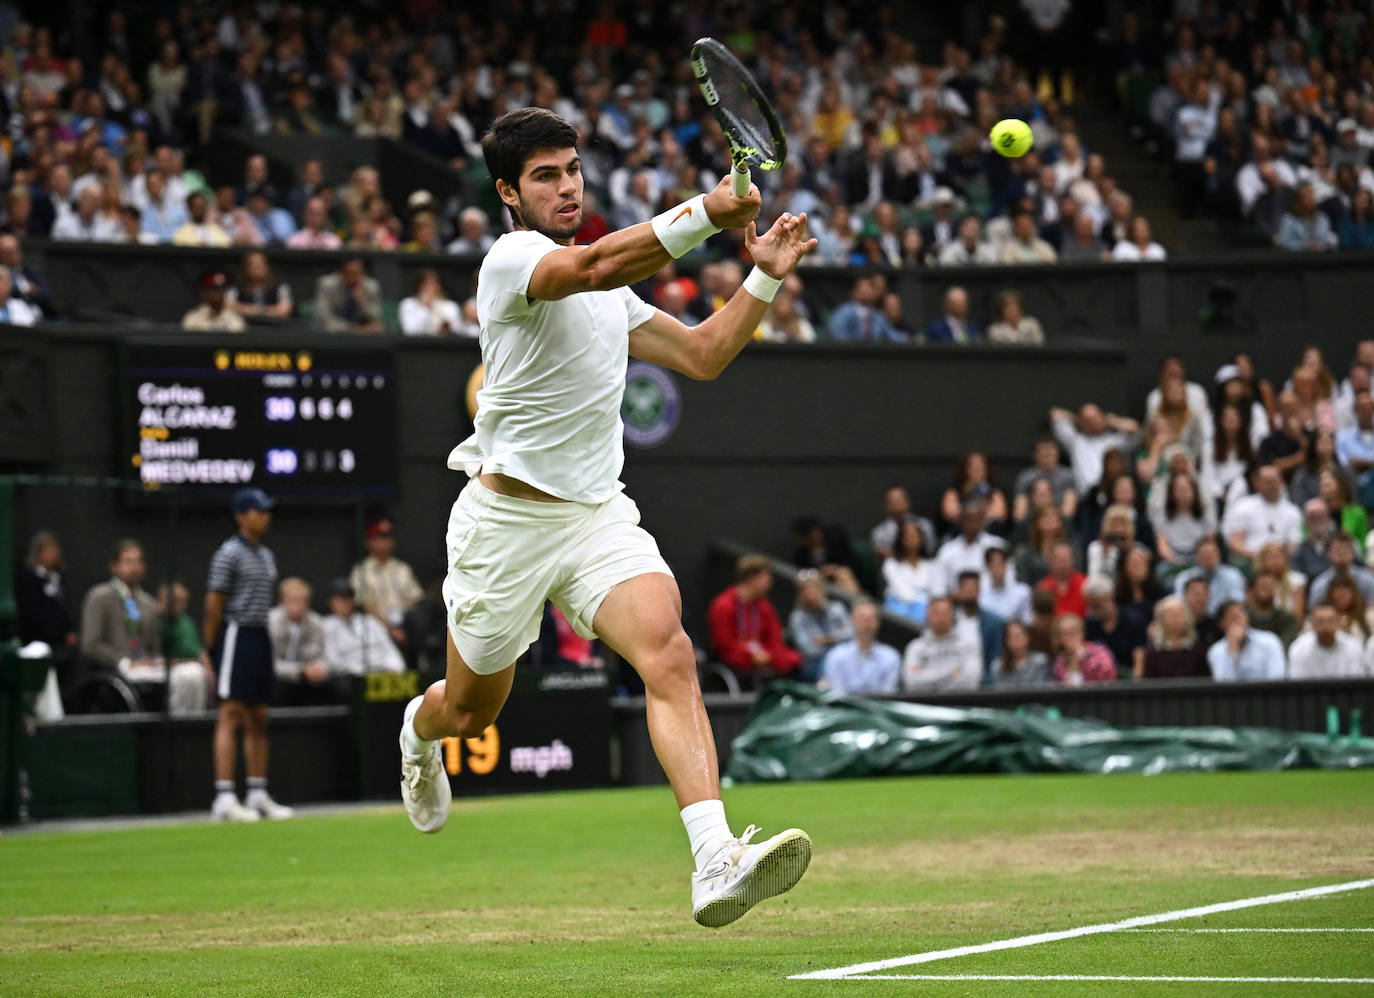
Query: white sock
401 698 432 757
214 780 236 803
681 799 733 870
246 777 267 800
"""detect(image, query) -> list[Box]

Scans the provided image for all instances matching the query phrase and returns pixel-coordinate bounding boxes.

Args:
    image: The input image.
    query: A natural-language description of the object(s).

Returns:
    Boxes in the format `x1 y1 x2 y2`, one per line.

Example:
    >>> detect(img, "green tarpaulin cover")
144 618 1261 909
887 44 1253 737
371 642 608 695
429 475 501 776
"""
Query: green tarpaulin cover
724 683 1374 783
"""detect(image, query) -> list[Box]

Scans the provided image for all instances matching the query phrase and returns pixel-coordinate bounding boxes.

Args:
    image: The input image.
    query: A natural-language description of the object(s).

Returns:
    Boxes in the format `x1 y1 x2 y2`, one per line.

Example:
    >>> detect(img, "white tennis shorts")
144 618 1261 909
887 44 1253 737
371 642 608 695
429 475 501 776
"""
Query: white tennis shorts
442 479 673 675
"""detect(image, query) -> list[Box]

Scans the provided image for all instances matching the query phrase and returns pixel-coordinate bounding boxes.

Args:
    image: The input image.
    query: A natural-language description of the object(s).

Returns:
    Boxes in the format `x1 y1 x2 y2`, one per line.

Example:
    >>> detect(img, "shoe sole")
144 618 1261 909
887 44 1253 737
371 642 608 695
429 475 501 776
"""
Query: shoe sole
693 829 813 928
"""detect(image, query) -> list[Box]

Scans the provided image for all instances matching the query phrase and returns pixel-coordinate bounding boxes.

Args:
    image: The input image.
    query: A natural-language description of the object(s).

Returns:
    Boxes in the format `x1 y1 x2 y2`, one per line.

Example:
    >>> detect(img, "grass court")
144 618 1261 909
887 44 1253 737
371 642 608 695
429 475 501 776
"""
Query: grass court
2 770 1371 996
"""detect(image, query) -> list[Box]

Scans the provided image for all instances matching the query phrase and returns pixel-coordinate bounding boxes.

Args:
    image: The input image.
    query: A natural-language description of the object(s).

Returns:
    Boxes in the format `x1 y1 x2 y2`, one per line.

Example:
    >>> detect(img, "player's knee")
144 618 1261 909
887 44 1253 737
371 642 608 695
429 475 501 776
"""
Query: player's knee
453 711 494 739
637 630 698 689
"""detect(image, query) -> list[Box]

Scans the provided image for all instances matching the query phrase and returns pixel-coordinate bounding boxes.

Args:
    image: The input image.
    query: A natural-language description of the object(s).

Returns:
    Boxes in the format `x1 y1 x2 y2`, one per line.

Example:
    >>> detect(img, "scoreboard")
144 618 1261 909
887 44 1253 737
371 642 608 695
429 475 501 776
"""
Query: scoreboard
123 340 396 498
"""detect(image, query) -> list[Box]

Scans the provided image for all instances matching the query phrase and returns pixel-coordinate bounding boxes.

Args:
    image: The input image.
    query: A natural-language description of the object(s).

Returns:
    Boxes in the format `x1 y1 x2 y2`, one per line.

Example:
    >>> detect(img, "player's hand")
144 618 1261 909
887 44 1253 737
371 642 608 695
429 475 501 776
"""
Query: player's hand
746 212 818 279
702 174 761 229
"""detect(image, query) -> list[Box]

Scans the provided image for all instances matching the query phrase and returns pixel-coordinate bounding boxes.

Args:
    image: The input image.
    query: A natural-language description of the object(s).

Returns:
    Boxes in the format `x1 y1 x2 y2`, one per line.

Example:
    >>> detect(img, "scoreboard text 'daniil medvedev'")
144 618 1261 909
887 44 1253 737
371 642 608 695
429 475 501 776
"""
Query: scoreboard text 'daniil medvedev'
123 340 397 499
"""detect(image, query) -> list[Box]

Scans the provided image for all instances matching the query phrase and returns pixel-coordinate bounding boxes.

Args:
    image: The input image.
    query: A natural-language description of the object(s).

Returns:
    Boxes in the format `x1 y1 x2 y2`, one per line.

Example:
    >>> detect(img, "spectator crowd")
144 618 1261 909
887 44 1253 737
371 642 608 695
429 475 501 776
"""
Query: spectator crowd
708 340 1374 695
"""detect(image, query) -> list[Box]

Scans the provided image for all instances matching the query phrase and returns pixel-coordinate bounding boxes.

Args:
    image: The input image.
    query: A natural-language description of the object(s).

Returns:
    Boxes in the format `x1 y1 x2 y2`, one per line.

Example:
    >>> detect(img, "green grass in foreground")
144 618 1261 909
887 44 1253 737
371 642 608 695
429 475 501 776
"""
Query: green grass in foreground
1 770 1372 997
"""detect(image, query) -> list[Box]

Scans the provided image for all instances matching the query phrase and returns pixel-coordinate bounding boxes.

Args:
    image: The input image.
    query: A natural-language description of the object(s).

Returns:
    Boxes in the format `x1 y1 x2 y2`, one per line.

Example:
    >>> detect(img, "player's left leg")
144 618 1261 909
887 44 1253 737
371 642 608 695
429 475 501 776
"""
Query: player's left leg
210 701 258 822
593 572 812 927
243 704 293 819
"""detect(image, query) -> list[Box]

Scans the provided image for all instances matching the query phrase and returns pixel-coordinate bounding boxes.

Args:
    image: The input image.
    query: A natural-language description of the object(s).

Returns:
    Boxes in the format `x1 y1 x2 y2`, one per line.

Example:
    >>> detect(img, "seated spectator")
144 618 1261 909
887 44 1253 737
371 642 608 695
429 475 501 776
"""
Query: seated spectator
403 211 443 253
1173 536 1246 615
1322 574 1373 644
1059 211 1109 263
267 577 336 705
985 620 1049 687
1116 543 1164 634
1246 572 1300 649
400 269 465 336
1319 470 1369 558
980 546 1031 626
1277 184 1336 251
1337 188 1374 251
79 539 162 680
951 570 1003 678
316 258 384 334
182 271 247 333
1141 595 1210 680
985 288 1044 345
1083 576 1146 678
791 515 863 593
1222 463 1303 565
1335 392 1374 496
138 169 188 243
1293 499 1336 582
1236 133 1296 218
881 292 915 338
1038 540 1087 617
447 207 496 256
1087 504 1138 583
937 214 998 265
226 251 293 320
1013 436 1077 524
900 597 981 693
52 185 124 242
1110 216 1167 261
827 275 902 342
244 188 297 245
321 578 406 676
882 521 939 627
924 286 982 344
403 580 450 677
1027 587 1058 656
172 191 232 247
15 530 78 688
1290 430 1354 510
287 197 343 250
1050 403 1140 497
1288 605 1369 678
939 452 1008 537
211 186 261 246
999 210 1057 264
870 485 937 564
348 517 424 647
286 160 326 222
1207 600 1286 682
788 571 854 683
1017 505 1074 588
821 601 900 696
708 554 801 679
1152 470 1216 575
758 275 817 343
0 235 54 319
0 267 38 327
937 500 1004 595
1051 613 1118 685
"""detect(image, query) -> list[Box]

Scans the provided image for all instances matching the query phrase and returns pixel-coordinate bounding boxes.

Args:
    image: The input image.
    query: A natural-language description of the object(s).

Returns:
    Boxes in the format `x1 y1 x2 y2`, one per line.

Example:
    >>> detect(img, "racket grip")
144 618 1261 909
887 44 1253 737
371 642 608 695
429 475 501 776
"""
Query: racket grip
731 162 751 197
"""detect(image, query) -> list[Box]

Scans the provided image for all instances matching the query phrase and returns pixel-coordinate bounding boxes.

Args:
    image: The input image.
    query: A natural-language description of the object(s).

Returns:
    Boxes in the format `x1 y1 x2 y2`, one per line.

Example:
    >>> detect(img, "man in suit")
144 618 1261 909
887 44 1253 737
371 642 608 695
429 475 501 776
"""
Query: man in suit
80 538 163 679
919 187 961 257
925 286 982 344
827 275 903 342
315 257 384 333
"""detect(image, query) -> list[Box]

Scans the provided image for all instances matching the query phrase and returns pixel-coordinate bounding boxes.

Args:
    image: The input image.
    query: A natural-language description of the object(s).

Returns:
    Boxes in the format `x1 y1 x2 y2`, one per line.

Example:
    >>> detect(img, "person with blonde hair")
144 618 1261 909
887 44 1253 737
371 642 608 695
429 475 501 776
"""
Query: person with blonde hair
1141 595 1209 679
1256 541 1307 623
985 288 1044 345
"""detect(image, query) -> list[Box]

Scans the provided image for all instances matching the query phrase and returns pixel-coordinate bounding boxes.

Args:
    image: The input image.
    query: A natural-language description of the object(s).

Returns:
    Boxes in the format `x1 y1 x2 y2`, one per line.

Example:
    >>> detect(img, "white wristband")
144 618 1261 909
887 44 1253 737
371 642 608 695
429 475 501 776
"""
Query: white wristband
650 194 720 258
743 266 783 303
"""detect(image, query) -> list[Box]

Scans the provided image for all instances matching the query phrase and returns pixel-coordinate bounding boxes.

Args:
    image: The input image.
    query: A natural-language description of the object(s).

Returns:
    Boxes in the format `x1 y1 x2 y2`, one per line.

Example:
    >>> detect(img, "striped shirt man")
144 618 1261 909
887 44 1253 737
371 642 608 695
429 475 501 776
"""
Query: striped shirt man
207 535 278 626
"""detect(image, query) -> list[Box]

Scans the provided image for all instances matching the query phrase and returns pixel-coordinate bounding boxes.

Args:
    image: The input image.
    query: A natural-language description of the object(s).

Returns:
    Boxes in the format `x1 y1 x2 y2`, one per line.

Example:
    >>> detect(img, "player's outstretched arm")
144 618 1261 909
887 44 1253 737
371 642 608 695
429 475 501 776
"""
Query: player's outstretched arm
628 212 816 380
527 176 759 301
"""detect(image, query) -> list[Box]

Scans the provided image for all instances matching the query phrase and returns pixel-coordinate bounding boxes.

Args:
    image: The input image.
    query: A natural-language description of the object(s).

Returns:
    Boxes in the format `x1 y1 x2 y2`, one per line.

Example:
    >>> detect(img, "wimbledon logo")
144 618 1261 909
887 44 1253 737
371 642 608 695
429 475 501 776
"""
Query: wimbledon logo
622 361 681 448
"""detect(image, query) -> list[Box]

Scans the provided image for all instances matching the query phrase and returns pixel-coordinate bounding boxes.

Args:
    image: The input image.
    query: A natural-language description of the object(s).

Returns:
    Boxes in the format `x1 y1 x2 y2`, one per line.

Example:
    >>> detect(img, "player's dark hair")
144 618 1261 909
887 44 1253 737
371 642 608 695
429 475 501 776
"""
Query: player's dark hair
481 107 578 192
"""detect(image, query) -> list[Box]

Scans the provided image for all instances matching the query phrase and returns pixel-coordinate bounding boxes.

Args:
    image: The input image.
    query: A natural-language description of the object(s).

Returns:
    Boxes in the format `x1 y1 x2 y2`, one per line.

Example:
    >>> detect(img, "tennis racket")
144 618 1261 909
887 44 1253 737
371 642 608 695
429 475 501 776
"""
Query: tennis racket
690 37 788 197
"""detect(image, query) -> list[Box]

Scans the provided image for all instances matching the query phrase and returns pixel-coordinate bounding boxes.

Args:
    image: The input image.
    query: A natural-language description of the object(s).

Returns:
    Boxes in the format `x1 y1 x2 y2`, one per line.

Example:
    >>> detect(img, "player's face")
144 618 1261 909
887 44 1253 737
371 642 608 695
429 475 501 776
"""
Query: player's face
507 148 582 244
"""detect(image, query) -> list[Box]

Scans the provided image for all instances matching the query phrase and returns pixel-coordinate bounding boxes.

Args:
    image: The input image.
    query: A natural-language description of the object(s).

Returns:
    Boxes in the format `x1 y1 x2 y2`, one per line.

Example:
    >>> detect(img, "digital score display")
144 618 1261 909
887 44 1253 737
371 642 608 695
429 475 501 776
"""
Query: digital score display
123 341 396 497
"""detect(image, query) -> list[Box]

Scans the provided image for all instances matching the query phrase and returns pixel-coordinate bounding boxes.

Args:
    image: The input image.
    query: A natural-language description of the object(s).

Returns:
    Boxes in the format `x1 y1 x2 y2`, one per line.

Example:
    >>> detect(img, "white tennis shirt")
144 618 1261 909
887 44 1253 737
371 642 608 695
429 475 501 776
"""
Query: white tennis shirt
447 230 658 503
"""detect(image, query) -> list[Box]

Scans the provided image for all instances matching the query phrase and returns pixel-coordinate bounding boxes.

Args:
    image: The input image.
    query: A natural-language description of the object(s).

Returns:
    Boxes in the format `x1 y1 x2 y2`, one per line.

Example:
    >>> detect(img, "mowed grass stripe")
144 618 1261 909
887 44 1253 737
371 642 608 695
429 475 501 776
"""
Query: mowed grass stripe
1 771 1370 998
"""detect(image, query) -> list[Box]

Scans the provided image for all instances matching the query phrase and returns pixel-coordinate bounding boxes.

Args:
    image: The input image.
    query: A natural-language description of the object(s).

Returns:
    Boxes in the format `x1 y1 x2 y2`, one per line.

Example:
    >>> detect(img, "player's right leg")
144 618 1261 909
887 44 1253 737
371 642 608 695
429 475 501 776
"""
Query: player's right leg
210 700 258 822
400 629 515 833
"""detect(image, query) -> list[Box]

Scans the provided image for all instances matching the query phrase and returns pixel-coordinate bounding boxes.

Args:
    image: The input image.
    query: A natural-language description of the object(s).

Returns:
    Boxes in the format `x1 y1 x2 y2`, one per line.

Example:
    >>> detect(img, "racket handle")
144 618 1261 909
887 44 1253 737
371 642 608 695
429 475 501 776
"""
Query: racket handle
731 162 751 197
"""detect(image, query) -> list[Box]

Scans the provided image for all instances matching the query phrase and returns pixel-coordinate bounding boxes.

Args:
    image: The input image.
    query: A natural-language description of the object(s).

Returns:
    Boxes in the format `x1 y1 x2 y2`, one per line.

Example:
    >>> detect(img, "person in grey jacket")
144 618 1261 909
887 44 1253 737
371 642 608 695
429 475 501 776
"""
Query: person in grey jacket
788 571 853 683
315 257 384 333
267 577 333 704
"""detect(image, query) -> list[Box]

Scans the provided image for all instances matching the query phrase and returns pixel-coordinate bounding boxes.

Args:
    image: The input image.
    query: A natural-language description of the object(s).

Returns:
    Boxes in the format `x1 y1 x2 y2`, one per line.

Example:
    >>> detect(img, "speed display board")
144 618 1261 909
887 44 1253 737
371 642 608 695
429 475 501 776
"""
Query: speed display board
124 340 396 497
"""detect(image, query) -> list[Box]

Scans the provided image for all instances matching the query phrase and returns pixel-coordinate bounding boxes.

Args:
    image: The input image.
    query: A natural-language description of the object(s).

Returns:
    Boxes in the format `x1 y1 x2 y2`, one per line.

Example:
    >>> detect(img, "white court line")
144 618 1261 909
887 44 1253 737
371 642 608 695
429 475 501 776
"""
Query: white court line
789 877 1374 981
1123 928 1374 933
850 976 1374 984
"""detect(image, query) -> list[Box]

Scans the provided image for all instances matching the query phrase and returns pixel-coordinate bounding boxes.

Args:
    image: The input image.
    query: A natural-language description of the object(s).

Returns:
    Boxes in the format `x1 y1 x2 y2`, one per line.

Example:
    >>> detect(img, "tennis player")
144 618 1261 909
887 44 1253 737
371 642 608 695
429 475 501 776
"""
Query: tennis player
398 107 816 927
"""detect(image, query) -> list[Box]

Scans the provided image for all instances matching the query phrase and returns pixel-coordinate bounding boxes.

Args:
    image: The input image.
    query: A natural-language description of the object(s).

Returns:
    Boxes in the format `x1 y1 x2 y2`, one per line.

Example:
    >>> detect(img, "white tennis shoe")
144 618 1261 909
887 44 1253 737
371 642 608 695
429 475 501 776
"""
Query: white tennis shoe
246 791 295 820
399 695 451 833
211 795 260 823
691 824 813 928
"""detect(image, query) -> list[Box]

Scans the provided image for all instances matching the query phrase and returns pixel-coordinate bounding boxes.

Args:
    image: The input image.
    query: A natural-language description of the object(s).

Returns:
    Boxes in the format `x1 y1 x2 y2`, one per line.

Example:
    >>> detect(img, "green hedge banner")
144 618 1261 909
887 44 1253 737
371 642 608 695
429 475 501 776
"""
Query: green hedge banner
724 683 1374 783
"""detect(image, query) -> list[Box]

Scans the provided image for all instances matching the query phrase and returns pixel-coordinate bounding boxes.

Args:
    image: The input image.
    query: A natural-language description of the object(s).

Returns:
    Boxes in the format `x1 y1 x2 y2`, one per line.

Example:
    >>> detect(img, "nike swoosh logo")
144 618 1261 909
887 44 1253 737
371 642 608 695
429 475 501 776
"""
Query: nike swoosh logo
699 861 730 878
672 206 693 224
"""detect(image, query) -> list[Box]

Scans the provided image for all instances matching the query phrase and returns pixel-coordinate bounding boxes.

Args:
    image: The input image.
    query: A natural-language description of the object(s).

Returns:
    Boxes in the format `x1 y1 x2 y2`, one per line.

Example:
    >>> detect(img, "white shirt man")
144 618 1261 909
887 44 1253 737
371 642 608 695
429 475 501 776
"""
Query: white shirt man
901 598 982 692
936 504 1004 595
322 581 405 676
1288 607 1369 678
821 602 900 696
1221 464 1303 558
1050 405 1138 495
979 548 1031 625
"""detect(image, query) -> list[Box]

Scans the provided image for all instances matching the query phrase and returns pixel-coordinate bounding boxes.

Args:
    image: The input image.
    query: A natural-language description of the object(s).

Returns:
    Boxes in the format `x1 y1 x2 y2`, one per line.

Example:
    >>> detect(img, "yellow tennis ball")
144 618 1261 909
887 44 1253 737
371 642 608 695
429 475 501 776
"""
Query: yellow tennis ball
990 118 1033 158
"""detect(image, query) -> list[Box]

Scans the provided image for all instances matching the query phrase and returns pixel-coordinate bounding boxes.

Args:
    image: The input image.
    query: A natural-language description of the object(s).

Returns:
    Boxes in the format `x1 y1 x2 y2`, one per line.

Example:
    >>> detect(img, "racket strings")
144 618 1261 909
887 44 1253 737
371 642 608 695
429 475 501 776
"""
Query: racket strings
697 48 780 166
